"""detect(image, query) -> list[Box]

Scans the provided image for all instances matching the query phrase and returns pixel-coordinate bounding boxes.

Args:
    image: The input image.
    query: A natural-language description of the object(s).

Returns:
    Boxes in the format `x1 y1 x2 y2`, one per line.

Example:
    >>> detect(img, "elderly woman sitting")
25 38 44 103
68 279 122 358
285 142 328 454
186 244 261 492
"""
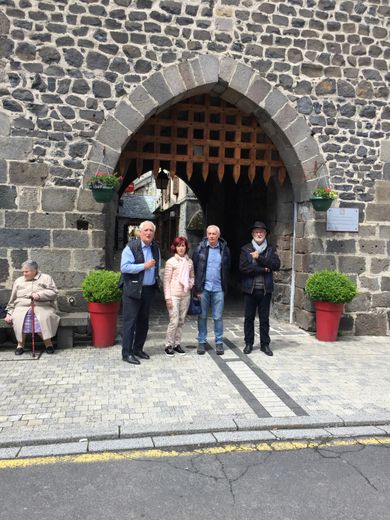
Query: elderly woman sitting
5 260 60 355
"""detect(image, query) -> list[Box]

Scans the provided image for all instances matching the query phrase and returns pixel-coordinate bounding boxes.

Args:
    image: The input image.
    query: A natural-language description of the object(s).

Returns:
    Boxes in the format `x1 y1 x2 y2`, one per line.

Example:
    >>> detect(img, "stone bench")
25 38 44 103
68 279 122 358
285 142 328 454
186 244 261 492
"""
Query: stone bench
0 312 89 348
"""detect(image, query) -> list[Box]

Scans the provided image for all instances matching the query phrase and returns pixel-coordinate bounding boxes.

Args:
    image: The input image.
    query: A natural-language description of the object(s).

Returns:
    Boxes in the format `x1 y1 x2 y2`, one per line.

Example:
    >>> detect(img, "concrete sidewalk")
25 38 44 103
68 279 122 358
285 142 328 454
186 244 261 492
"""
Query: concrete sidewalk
0 299 389 458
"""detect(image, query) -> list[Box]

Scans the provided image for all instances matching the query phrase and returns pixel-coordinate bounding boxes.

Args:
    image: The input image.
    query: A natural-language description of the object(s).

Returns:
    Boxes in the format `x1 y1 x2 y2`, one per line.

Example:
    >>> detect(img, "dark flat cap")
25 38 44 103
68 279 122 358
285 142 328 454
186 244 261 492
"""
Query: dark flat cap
250 221 270 233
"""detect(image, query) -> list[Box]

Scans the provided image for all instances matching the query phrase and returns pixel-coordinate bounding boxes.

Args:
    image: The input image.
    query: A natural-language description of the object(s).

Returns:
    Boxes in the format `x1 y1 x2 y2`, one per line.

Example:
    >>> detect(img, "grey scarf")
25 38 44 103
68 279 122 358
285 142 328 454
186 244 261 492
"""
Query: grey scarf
252 238 268 254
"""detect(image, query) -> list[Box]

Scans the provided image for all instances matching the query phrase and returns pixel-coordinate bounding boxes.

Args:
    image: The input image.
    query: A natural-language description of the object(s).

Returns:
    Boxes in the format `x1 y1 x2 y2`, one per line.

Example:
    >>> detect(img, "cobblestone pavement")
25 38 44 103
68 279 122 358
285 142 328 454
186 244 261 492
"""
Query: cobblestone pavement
0 296 389 447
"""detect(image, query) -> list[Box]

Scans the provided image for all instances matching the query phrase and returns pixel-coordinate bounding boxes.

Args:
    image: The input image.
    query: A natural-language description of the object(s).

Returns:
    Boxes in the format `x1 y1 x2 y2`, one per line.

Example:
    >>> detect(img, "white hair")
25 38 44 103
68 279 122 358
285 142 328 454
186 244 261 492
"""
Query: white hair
139 220 156 232
207 225 220 236
22 260 38 272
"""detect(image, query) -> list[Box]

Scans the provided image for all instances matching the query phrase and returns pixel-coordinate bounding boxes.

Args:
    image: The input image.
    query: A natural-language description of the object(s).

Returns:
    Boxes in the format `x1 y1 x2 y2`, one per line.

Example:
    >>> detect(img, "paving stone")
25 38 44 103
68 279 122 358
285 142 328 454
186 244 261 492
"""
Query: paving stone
271 428 331 440
121 418 236 438
0 447 19 459
213 430 277 443
19 441 88 458
89 437 153 452
152 433 216 448
325 426 385 438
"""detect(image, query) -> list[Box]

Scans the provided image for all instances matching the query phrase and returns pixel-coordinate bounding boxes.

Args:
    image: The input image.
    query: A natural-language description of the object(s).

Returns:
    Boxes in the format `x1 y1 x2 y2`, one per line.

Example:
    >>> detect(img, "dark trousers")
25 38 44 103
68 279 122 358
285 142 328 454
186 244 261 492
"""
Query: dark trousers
122 286 155 358
244 290 272 347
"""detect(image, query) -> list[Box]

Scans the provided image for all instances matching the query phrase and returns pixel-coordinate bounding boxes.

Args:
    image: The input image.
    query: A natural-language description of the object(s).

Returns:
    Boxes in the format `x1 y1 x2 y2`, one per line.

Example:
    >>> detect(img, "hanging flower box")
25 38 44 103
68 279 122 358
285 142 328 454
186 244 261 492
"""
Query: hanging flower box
88 173 120 203
310 187 337 212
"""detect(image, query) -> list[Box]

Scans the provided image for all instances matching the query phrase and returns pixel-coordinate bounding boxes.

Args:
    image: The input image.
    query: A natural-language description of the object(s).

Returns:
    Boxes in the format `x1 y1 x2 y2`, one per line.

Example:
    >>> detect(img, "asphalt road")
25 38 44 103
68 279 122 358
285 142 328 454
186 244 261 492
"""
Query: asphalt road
1 440 389 520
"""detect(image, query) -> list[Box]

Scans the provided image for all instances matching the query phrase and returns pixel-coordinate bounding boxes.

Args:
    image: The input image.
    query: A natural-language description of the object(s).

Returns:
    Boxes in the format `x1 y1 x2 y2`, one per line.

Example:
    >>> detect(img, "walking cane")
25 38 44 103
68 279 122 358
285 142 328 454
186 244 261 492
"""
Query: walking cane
30 296 36 358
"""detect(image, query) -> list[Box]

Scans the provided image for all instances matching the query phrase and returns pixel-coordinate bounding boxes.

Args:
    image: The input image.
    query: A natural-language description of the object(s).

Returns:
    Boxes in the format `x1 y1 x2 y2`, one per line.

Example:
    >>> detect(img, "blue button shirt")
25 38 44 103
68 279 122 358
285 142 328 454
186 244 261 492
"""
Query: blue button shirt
204 243 222 292
120 241 158 286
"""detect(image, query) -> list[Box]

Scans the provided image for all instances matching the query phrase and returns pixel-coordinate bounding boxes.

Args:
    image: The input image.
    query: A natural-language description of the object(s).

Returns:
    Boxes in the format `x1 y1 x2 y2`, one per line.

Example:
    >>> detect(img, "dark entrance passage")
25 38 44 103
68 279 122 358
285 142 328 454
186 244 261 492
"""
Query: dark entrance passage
117 95 289 281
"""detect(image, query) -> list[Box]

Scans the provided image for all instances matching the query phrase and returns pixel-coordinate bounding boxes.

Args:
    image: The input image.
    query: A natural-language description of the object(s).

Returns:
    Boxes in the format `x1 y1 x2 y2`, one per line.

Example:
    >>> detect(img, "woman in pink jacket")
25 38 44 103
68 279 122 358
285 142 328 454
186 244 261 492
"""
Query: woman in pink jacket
163 236 194 357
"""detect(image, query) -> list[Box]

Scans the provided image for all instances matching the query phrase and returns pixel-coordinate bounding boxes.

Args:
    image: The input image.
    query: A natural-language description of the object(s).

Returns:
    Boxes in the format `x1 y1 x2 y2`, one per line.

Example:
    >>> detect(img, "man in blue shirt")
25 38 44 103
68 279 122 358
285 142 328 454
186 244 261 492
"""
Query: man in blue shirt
120 220 160 364
193 225 231 355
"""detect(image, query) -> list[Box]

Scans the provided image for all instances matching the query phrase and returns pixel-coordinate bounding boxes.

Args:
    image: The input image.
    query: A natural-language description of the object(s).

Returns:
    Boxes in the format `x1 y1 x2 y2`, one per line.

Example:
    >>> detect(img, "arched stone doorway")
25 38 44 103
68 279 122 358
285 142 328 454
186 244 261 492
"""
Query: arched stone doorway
85 55 328 322
116 93 291 298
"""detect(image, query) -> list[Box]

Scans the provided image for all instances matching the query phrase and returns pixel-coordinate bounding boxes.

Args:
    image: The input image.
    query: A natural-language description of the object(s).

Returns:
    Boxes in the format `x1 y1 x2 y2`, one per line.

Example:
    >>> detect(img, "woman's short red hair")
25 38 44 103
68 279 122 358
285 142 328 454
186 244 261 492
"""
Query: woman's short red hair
170 236 189 254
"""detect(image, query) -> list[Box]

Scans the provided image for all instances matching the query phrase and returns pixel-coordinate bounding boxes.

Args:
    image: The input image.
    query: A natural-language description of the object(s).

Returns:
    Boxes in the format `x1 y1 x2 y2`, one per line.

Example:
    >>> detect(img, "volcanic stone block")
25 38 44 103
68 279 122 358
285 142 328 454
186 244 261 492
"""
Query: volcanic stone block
245 77 271 106
0 111 10 136
355 313 388 336
0 185 16 209
143 72 173 105
338 256 366 274
9 161 48 185
128 85 158 119
73 249 105 270
30 249 71 271
0 259 9 283
230 63 255 95
0 136 32 160
42 188 77 212
366 204 390 222
0 229 50 247
0 159 7 182
95 115 129 151
5 211 28 228
284 117 311 146
52 230 89 248
381 141 390 162
375 181 390 203
30 212 64 229
359 240 386 255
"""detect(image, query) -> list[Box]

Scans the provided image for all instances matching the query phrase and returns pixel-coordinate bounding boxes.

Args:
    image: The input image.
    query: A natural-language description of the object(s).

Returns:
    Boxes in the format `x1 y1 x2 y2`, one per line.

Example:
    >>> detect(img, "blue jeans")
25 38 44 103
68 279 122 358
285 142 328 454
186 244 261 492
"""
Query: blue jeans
197 290 224 345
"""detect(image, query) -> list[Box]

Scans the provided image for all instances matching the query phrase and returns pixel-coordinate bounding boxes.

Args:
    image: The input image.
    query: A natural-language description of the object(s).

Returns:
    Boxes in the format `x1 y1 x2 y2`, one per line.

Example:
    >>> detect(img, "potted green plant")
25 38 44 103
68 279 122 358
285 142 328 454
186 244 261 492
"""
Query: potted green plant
88 172 120 203
81 270 122 347
305 270 357 341
310 186 337 212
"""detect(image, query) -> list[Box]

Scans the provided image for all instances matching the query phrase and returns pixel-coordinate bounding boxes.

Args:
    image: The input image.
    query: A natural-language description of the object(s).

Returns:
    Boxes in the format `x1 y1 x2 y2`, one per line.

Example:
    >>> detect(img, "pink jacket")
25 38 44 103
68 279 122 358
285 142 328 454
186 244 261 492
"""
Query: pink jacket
163 255 194 300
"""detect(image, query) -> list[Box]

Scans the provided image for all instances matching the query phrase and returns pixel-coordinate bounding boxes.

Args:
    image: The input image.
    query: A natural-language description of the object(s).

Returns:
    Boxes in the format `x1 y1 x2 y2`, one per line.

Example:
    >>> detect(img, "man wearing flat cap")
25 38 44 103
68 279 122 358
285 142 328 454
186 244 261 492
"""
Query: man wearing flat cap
239 221 280 356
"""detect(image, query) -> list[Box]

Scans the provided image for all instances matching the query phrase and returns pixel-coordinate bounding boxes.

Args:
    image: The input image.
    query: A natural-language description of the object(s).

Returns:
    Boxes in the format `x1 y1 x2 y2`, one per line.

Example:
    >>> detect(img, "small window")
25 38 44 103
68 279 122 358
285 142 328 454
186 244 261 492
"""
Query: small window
193 145 204 156
256 133 266 143
241 149 250 159
225 148 234 158
225 114 236 125
160 143 171 154
143 143 154 153
176 127 188 138
160 126 171 137
225 131 235 141
209 130 219 140
193 112 205 122
256 149 265 160
209 147 219 157
177 144 187 155
193 128 204 139
241 132 251 143
210 113 220 124
177 111 188 121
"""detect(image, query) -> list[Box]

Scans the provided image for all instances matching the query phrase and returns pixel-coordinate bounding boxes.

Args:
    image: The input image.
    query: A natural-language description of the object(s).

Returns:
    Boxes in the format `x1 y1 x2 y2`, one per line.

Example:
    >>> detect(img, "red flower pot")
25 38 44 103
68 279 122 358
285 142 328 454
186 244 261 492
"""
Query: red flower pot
88 301 120 347
314 301 344 342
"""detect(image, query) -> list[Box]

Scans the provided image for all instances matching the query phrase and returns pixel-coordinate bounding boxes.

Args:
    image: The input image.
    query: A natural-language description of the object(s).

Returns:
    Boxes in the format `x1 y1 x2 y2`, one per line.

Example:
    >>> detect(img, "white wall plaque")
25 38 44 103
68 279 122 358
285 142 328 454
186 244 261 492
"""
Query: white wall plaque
326 208 359 232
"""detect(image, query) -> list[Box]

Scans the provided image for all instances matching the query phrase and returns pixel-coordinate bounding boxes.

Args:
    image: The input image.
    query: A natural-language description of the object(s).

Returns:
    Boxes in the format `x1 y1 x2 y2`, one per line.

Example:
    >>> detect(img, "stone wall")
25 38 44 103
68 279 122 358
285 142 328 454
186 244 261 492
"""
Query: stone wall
0 0 389 333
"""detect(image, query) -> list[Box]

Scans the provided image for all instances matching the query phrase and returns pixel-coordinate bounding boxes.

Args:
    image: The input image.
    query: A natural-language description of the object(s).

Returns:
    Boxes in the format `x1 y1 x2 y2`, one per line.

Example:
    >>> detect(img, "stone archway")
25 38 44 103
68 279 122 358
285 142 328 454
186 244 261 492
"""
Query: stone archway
85 55 328 197
85 55 328 323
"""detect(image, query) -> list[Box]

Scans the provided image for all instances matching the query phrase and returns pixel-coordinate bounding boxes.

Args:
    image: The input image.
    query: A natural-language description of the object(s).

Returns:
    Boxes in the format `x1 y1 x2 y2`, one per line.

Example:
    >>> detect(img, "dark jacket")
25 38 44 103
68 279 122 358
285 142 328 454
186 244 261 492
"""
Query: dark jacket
119 239 160 299
239 242 280 295
192 237 231 293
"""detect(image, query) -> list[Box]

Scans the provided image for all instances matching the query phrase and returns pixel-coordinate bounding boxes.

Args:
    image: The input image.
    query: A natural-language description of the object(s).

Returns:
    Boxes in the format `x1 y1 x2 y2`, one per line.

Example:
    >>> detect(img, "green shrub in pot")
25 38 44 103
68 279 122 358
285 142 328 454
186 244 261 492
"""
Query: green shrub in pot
81 270 122 303
305 270 357 304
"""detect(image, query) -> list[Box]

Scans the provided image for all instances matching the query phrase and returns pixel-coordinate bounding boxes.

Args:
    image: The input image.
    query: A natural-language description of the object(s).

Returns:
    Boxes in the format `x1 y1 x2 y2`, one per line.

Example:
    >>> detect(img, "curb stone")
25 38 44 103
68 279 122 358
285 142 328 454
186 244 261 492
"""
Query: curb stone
0 422 389 459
